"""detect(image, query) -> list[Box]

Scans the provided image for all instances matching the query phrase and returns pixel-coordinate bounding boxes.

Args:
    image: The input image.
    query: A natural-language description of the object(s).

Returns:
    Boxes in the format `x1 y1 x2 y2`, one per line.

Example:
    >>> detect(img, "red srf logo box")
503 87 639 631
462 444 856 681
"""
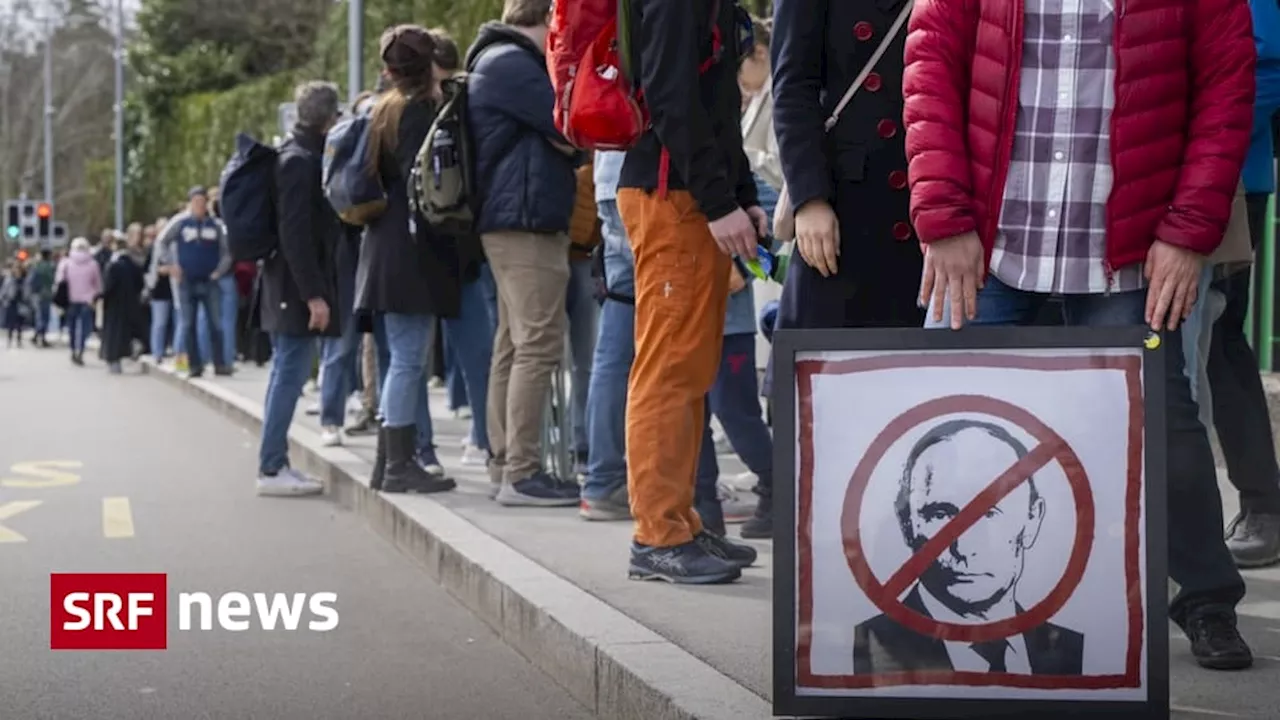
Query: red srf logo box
50 573 168 650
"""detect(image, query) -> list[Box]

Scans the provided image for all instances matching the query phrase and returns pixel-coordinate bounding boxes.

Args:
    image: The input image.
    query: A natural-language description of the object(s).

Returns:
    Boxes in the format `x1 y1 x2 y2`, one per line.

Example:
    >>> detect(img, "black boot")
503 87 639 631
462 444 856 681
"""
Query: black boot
370 425 387 491
382 425 456 494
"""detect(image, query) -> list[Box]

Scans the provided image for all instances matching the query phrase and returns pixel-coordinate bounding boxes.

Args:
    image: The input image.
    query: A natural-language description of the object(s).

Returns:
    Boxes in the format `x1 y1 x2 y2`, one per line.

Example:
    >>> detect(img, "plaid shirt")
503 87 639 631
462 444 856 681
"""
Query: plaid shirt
989 0 1144 295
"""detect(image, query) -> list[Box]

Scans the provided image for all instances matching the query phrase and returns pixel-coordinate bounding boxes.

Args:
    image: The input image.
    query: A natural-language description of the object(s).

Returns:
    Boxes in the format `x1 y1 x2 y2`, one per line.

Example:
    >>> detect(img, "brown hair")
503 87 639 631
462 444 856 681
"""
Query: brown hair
368 25 437 168
752 17 771 51
429 27 460 72
502 0 552 28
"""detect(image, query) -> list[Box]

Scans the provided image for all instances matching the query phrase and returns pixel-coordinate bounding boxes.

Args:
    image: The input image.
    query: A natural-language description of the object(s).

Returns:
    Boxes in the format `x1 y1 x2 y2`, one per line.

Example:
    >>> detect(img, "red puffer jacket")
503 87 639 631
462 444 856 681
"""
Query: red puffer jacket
903 0 1255 273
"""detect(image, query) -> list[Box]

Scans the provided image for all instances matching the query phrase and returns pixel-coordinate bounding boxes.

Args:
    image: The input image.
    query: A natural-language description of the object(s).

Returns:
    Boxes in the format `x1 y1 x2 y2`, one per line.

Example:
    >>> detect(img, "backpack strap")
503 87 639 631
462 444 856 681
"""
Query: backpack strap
656 0 723 200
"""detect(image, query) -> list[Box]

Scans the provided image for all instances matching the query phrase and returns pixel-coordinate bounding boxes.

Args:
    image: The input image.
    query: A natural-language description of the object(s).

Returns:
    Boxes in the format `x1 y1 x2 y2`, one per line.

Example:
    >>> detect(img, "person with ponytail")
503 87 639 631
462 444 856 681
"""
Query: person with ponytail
354 25 463 495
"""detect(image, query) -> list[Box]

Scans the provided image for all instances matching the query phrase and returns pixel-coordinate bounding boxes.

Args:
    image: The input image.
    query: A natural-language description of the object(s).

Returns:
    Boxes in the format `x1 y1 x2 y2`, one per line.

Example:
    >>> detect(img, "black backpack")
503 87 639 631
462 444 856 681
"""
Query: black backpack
410 76 477 236
219 133 280 262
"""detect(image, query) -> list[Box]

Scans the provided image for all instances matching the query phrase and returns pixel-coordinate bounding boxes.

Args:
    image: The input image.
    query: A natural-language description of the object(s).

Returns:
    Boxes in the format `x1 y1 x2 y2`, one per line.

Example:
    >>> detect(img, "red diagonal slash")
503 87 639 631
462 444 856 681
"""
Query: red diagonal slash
880 439 1065 601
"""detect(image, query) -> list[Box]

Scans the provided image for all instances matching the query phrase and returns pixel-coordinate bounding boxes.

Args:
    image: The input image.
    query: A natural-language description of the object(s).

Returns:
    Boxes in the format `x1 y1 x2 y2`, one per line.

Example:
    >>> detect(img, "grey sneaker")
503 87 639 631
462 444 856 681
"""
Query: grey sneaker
256 468 323 497
580 486 631 521
1226 511 1280 568
496 472 581 507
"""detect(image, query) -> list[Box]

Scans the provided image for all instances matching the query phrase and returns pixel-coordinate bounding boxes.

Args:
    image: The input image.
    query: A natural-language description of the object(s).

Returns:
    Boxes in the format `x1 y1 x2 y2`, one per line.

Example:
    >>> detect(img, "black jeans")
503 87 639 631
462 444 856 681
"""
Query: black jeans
1208 193 1280 514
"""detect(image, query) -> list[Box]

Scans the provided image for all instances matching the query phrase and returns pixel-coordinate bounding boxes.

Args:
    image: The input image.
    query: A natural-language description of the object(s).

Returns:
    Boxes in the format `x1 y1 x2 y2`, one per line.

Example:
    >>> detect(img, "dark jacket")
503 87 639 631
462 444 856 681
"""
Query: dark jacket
259 126 341 338
465 23 577 235
770 0 923 330
618 0 757 221
102 251 147 362
354 96 463 319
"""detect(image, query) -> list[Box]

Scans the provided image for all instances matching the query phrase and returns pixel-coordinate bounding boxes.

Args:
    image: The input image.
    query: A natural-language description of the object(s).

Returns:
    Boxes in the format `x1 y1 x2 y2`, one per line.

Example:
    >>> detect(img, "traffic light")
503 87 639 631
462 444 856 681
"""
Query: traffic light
52 222 68 246
5 202 17 239
37 202 52 239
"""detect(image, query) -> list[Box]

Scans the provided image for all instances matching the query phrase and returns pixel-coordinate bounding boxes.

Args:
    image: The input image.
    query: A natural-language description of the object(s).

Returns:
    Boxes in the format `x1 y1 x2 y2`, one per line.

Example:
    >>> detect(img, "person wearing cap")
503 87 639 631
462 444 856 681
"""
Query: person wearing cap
154 185 234 378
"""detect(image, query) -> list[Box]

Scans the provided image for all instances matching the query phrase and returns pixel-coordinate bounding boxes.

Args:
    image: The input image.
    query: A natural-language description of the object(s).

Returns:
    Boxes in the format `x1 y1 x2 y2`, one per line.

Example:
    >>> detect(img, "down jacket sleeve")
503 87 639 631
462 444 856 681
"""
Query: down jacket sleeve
902 0 979 244
1153 0 1255 255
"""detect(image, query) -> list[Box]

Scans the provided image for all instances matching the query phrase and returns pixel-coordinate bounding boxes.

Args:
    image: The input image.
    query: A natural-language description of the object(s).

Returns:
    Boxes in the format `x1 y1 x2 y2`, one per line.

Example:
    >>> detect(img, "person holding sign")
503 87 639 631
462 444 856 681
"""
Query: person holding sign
904 0 1255 670
853 420 1084 676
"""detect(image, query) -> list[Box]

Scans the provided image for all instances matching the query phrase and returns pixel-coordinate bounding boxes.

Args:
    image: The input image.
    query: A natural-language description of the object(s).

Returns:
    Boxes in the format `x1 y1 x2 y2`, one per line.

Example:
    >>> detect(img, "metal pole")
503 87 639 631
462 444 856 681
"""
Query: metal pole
114 0 125 231
42 20 53 211
348 0 363 105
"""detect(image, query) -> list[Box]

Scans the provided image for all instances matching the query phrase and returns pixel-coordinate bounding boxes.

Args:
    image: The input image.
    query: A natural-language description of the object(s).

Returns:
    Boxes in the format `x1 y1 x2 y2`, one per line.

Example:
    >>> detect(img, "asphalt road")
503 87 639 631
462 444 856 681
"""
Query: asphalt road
0 346 595 720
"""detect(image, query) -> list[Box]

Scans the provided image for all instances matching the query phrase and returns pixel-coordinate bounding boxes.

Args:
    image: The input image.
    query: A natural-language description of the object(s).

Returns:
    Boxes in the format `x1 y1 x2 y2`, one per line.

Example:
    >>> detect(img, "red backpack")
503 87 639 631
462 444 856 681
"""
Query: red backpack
547 0 723 184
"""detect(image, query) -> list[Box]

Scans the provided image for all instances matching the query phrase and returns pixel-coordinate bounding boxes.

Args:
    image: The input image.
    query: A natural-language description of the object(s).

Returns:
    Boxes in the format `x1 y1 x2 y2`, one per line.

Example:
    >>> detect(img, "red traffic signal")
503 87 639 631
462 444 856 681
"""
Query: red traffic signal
36 203 52 219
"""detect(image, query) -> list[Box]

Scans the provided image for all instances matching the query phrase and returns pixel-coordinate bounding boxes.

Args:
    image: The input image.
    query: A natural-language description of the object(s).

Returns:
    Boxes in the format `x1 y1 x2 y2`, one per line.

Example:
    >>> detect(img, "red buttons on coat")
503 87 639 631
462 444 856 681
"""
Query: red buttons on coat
888 170 908 190
854 21 874 41
892 222 913 241
877 119 898 138
864 72 882 92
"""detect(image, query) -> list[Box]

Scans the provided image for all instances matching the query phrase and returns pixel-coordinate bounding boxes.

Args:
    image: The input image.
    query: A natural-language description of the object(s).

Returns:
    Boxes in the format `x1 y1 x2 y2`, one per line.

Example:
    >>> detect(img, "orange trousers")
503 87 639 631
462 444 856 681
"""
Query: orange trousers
617 189 731 547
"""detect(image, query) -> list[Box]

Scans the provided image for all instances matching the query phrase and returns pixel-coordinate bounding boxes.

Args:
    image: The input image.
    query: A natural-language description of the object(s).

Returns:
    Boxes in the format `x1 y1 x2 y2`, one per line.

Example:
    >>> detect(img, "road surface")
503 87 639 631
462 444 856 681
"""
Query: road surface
0 347 595 720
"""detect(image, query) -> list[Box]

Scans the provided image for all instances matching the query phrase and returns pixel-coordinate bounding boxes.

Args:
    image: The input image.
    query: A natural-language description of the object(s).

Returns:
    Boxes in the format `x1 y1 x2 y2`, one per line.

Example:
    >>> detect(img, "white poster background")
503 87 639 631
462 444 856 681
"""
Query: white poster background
797 348 1148 701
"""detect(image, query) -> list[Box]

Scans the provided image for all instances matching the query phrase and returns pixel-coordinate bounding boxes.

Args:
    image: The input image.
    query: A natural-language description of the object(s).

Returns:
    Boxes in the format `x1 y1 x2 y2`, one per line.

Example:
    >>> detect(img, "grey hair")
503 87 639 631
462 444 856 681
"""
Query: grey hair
294 81 341 130
71 237 91 251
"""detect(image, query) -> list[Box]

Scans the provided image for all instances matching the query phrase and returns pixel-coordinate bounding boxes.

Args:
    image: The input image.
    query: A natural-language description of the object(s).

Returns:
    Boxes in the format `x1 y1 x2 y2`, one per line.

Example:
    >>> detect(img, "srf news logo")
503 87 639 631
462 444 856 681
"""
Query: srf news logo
50 573 339 650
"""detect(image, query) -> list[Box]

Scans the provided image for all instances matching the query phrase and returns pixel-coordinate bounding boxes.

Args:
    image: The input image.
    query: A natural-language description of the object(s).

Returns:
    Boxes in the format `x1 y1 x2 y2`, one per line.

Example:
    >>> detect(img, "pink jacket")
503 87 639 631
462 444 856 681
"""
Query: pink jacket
56 249 102 304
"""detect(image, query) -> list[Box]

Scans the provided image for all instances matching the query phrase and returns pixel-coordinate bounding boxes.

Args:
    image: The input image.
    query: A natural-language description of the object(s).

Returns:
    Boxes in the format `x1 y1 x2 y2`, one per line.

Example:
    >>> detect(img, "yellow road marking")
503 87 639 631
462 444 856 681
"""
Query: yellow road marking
102 497 135 539
0 500 43 543
1 460 82 488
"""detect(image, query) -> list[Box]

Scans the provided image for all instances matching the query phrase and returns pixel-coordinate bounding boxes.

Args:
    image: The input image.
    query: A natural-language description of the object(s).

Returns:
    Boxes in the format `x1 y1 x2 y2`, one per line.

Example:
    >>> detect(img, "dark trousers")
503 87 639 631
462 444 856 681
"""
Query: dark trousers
178 278 224 373
961 275 1245 625
1208 193 1280 514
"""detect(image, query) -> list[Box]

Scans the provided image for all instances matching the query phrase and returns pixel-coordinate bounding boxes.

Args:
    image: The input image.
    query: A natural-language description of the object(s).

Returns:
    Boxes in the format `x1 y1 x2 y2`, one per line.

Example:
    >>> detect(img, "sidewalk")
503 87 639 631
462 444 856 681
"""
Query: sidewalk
142 358 1280 719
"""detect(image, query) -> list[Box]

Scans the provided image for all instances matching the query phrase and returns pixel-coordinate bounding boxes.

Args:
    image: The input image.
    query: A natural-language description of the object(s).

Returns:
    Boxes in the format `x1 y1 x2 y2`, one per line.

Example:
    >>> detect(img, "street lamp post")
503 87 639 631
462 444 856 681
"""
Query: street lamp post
113 0 125 231
348 0 363 105
43 18 53 214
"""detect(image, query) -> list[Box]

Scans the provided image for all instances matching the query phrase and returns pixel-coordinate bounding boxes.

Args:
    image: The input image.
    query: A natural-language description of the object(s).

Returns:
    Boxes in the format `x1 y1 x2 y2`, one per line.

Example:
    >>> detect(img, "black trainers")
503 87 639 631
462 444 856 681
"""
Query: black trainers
1226 511 1280 568
741 494 773 540
1185 612 1253 670
214 365 235 377
628 541 741 584
496 471 580 507
694 530 757 569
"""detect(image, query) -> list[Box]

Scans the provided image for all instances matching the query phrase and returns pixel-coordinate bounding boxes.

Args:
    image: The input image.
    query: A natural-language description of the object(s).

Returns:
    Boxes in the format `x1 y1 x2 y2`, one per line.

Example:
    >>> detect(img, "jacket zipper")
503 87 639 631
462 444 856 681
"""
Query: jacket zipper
1103 0 1126 295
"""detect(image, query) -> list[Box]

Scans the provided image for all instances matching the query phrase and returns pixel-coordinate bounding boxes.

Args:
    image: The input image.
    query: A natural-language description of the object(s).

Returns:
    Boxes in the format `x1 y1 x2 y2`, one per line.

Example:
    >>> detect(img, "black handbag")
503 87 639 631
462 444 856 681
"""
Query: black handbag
52 280 69 310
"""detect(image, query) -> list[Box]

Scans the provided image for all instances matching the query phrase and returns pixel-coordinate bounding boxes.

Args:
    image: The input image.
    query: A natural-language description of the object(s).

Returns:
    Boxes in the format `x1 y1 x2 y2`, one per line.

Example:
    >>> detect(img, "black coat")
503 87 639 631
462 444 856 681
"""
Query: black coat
771 0 924 329
354 96 463 319
102 252 146 362
259 127 342 338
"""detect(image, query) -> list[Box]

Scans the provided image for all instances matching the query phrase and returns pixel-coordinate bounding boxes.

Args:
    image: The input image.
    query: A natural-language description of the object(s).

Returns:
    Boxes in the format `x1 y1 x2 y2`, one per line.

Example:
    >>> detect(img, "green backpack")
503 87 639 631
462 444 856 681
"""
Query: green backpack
410 76 476 236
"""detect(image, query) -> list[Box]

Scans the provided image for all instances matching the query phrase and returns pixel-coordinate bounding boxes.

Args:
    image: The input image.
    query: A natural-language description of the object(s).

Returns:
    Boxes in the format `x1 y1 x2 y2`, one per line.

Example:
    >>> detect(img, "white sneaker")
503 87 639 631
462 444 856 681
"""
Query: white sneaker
305 401 320 416
728 471 759 491
452 406 473 420
461 445 489 467
717 478 756 524
320 427 343 447
256 468 324 497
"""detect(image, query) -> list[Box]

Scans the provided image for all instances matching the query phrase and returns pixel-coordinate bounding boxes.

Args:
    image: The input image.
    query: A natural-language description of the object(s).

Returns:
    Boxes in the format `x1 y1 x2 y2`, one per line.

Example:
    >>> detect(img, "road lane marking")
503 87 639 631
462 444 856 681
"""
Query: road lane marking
102 497 135 539
0 500 43 542
0 460 82 488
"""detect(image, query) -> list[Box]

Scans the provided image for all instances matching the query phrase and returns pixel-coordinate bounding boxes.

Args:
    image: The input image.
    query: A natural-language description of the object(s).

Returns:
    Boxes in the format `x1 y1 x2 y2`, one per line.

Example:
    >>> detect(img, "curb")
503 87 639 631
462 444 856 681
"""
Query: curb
141 361 774 720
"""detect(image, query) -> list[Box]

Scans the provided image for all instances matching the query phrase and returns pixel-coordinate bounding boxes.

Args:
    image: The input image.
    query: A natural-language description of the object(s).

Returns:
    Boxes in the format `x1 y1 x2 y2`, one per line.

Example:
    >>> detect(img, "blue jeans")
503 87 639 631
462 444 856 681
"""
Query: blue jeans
150 300 173 360
940 274 1245 624
320 259 360 429
695 333 776 529
583 297 636 500
566 258 599 455
259 333 317 474
35 298 51 336
65 302 93 355
178 277 224 372
377 312 437 463
196 274 238 367
442 273 496 449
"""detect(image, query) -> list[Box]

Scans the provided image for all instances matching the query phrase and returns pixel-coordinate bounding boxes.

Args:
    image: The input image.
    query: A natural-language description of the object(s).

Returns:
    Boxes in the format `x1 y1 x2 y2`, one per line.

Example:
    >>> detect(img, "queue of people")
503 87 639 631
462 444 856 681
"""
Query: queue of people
11 0 1280 679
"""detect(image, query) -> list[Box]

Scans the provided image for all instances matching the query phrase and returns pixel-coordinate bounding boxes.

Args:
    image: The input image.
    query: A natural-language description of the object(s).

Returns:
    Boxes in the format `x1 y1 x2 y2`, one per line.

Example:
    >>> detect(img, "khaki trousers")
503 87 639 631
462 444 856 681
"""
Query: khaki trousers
481 231 571 484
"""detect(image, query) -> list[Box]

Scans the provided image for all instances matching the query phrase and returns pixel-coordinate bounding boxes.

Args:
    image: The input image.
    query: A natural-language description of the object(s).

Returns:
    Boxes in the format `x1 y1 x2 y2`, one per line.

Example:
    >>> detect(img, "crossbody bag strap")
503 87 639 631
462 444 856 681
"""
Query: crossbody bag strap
823 0 914 133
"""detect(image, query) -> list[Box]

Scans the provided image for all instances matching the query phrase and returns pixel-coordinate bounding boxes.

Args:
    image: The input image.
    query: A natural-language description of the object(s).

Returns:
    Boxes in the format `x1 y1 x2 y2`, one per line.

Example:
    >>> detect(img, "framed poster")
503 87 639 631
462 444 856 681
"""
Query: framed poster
771 326 1168 719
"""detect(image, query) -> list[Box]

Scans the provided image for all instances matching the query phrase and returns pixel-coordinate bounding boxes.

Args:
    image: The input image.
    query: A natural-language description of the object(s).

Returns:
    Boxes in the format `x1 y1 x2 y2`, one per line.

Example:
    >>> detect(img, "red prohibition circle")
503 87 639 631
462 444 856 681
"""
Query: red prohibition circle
841 394 1095 644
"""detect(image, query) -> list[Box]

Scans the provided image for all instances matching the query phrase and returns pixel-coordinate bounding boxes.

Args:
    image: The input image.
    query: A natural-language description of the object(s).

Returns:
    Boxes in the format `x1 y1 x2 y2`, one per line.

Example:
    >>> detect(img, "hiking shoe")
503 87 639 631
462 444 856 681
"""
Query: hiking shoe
257 468 324 497
496 472 580 507
1226 512 1280 568
740 494 773 540
580 487 631 521
628 541 741 584
695 530 758 569
1185 612 1253 670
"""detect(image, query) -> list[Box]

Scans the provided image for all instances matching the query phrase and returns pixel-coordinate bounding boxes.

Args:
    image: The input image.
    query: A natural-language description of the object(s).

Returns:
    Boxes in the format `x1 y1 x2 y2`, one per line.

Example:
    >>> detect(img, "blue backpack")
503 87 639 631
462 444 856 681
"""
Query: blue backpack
323 114 387 226
218 133 280 262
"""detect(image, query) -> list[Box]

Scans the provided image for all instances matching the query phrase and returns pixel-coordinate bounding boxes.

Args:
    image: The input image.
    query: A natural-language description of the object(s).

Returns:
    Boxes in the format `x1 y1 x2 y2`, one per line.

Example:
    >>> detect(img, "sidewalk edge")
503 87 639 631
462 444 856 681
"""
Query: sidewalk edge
141 361 773 720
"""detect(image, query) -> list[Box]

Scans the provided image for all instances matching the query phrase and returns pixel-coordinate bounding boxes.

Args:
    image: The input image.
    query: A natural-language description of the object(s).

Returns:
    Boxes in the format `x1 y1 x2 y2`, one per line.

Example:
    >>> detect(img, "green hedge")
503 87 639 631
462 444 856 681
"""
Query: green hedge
126 0 504 220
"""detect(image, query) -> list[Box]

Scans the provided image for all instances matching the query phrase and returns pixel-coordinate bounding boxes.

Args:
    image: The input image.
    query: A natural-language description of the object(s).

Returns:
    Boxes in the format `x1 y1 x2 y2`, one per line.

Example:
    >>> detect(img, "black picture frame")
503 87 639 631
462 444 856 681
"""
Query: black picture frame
771 326 1169 720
